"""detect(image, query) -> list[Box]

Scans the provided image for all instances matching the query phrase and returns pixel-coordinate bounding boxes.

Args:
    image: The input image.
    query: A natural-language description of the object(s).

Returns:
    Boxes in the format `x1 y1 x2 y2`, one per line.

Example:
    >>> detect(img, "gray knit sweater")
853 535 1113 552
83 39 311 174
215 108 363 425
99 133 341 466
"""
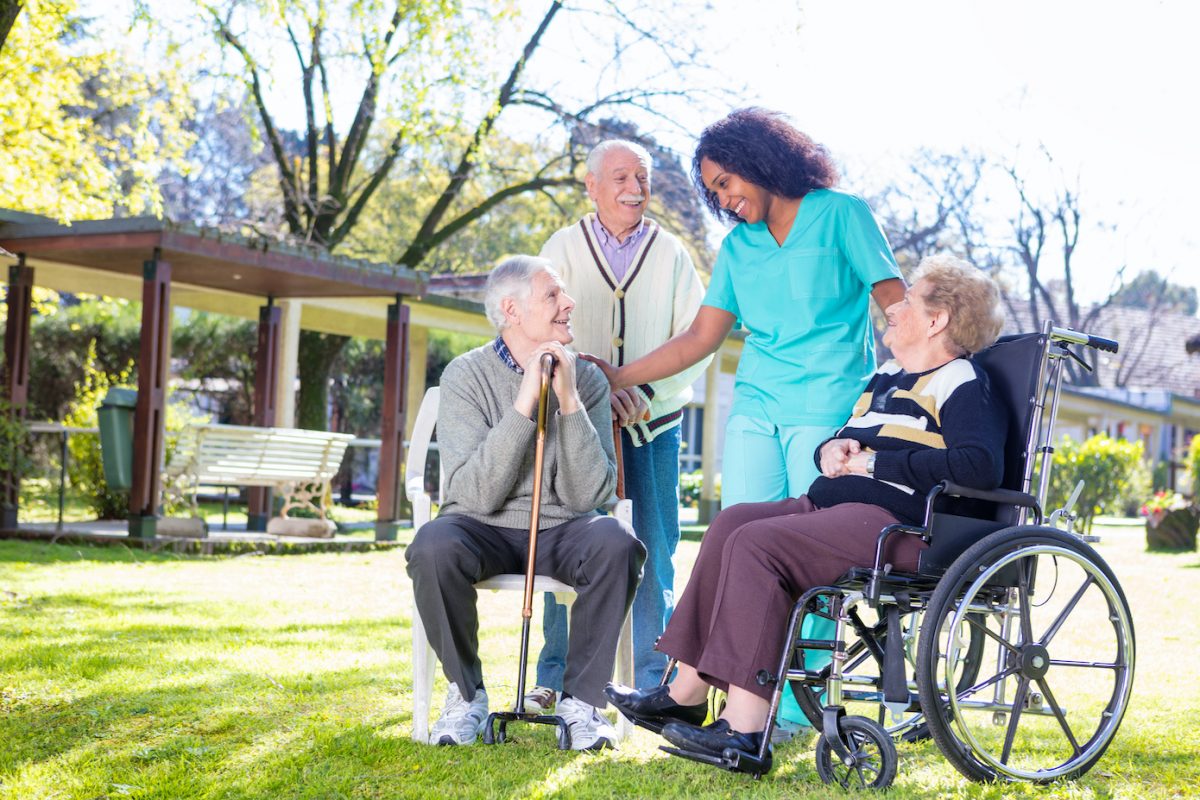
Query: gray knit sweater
436 342 617 530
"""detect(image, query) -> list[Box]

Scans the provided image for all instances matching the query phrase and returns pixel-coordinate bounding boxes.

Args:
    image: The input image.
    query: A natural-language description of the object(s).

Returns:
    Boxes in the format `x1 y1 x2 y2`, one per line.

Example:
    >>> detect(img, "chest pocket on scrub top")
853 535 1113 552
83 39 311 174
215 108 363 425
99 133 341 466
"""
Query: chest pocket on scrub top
788 248 841 300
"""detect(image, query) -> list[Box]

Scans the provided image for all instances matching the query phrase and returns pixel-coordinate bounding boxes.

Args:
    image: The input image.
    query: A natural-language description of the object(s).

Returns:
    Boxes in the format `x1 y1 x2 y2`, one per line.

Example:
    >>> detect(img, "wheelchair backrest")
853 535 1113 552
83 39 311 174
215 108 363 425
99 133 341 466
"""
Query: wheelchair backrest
918 332 1051 578
967 332 1048 525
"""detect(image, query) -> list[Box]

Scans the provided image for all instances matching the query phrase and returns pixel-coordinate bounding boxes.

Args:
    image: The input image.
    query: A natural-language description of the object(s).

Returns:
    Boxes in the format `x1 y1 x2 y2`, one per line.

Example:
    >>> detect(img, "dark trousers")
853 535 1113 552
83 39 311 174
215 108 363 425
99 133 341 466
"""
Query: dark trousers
656 496 922 701
406 513 645 709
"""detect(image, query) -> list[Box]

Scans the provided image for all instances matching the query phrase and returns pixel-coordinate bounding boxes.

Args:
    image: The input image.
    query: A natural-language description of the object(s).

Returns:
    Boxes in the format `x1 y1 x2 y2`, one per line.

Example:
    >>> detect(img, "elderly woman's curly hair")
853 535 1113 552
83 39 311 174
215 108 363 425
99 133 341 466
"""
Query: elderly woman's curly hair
692 108 839 225
912 255 1005 356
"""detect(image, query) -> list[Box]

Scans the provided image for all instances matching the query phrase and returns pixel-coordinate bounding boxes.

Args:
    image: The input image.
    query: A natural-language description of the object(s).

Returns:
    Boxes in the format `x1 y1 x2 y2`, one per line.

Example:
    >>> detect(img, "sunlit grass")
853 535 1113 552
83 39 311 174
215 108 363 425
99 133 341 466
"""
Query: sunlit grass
1 520 1196 799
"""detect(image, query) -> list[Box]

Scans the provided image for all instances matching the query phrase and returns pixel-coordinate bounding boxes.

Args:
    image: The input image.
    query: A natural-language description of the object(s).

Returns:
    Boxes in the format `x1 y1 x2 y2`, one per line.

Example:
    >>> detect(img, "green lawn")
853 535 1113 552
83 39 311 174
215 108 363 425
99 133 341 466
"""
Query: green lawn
1 520 1196 799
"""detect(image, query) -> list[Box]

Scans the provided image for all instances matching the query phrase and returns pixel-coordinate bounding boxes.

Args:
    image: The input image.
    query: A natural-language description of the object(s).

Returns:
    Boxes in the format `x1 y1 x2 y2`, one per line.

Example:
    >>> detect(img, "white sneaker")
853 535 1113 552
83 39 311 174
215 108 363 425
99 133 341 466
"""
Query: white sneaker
428 684 488 746
557 695 616 751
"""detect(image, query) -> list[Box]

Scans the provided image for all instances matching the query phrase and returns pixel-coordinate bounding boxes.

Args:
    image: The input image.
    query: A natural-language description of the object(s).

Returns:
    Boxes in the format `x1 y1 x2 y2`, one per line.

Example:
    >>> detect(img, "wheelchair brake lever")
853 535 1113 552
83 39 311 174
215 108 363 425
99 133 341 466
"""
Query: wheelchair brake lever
1056 343 1093 373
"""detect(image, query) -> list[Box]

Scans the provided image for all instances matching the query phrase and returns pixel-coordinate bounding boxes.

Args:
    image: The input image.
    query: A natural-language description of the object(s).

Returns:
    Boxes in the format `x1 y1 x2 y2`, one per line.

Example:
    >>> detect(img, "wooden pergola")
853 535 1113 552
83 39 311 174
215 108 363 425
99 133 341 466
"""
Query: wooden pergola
0 210 426 540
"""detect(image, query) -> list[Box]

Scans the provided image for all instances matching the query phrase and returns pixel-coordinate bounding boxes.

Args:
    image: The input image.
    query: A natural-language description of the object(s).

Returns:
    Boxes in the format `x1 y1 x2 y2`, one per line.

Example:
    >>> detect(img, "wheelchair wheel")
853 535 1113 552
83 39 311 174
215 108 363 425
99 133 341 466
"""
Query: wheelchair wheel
790 594 985 742
814 715 898 789
916 526 1135 783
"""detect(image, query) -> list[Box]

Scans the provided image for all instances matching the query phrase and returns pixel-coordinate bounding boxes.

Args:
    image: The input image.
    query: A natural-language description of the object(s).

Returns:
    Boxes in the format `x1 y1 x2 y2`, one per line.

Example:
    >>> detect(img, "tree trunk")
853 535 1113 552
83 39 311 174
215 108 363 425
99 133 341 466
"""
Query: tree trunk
296 331 349 431
1145 507 1199 551
0 1 21 55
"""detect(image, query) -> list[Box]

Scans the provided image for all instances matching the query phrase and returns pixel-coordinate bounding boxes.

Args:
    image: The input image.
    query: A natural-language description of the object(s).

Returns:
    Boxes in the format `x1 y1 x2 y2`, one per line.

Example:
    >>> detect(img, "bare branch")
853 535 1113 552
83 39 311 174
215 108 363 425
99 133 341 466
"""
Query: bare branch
398 0 565 268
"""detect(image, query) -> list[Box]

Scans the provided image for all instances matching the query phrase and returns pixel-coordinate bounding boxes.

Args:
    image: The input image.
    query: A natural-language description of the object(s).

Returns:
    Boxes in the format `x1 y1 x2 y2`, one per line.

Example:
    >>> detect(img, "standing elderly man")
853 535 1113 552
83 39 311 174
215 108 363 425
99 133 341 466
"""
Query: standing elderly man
527 140 710 709
405 255 646 750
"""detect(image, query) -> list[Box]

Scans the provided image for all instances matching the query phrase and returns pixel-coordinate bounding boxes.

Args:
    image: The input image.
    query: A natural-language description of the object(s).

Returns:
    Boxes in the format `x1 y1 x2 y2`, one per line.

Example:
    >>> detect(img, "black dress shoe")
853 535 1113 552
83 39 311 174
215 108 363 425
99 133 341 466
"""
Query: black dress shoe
604 683 708 734
661 719 771 765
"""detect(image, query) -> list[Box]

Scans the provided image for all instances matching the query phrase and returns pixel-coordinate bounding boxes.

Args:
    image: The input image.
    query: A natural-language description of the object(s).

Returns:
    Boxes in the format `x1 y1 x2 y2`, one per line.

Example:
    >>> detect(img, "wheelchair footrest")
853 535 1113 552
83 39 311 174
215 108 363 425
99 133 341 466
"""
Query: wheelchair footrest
660 745 771 777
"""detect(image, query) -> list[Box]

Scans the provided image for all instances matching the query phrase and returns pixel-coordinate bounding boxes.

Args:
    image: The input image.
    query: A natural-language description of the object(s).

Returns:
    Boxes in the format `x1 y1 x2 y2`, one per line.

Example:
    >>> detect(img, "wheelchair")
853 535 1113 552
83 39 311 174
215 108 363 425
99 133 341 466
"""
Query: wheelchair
665 323 1135 789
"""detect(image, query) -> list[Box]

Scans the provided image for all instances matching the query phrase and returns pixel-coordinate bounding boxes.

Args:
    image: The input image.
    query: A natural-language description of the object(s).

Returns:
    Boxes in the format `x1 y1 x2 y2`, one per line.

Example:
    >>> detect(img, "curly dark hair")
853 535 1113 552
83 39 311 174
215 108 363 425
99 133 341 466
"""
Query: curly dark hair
692 107 839 224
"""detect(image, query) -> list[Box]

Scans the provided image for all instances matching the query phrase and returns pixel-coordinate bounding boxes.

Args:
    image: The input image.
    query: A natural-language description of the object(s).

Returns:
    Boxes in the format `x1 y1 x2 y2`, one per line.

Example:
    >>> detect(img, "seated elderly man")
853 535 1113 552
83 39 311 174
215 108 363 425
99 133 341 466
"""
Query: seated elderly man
406 255 645 750
605 255 1007 769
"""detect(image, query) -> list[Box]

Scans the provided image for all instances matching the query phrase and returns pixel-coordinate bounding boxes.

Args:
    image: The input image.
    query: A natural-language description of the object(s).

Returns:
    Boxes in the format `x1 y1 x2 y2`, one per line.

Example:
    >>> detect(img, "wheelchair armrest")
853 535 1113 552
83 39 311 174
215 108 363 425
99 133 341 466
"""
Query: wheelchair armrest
923 481 1042 526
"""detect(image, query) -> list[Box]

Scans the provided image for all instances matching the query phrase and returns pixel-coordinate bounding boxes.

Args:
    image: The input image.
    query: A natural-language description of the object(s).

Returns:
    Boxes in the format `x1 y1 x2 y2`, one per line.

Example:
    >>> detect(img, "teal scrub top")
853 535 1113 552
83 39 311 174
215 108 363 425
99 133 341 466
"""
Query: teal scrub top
703 188 901 427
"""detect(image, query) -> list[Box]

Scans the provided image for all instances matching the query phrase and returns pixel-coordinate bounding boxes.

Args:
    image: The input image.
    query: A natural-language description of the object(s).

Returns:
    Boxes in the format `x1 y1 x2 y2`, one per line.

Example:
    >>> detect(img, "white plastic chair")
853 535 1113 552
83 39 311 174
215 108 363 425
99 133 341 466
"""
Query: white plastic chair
407 386 635 742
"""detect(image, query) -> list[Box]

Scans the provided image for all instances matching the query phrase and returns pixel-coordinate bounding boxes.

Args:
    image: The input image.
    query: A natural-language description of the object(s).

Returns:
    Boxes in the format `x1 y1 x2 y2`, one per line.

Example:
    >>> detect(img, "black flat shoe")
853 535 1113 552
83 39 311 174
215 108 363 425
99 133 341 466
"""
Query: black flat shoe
661 719 771 764
660 719 773 776
604 683 708 734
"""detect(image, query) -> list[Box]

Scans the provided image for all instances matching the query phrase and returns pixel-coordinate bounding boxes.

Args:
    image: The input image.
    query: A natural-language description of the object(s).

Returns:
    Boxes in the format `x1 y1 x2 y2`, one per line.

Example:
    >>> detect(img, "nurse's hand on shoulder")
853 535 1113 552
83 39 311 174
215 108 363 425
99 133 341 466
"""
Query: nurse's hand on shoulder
579 353 623 388
819 438 860 478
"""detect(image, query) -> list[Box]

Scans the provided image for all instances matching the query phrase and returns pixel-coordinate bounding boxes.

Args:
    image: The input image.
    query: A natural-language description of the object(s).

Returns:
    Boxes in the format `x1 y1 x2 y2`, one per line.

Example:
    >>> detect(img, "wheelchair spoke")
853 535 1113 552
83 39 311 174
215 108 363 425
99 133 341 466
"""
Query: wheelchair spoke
1000 676 1031 765
1036 676 1082 756
1049 658 1121 669
965 612 1020 656
1038 575 1094 647
957 664 1018 699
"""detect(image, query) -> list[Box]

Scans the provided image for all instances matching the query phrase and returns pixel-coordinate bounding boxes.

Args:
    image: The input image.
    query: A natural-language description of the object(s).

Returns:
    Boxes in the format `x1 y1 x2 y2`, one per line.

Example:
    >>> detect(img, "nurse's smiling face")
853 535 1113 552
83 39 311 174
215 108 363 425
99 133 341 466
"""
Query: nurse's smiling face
700 157 773 225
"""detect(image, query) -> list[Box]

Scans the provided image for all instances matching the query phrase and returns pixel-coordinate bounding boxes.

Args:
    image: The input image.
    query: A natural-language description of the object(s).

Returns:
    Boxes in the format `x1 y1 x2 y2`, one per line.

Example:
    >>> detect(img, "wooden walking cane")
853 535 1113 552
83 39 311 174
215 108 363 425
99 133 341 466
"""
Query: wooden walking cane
483 353 574 747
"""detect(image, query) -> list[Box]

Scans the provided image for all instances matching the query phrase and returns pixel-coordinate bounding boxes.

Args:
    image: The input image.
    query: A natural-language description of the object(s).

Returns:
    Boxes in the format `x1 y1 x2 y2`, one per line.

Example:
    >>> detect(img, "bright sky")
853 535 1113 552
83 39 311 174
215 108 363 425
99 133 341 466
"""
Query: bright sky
90 0 1199 308
704 0 1200 306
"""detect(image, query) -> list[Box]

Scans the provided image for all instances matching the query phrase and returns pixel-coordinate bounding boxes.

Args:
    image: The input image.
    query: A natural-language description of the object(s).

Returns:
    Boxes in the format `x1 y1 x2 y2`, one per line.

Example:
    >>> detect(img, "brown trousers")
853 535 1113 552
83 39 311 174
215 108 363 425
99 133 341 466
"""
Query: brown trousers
656 496 924 700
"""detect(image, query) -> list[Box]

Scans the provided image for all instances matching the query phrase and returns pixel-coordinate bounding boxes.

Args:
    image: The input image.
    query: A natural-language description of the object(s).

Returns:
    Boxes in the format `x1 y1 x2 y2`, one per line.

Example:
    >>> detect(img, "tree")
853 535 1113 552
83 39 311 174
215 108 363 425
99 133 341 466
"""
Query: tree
1111 270 1198 316
0 0 21 53
0 0 193 220
195 0 726 429
865 149 988 274
159 97 279 228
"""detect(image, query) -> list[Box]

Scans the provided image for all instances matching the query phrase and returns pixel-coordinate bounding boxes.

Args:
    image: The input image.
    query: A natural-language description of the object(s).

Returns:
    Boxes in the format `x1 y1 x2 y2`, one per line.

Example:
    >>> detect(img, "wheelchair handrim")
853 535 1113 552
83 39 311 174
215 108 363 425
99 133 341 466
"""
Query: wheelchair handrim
944 543 1135 781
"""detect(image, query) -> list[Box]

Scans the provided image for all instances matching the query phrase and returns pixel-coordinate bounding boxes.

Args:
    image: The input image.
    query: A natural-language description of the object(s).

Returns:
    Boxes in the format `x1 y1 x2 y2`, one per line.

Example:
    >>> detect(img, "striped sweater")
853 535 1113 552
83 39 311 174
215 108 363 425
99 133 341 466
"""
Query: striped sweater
807 357 1006 524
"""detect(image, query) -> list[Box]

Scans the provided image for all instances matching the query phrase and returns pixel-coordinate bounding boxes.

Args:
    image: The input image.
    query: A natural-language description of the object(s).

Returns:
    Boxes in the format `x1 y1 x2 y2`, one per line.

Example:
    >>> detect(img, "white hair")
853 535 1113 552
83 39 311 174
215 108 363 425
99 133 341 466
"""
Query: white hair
586 139 653 178
483 255 556 331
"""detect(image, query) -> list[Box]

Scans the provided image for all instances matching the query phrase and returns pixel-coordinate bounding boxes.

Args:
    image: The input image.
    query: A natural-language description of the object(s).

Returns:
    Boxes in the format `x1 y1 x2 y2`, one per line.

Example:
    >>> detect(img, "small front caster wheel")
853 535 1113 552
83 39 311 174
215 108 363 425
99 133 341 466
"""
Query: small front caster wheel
815 715 897 790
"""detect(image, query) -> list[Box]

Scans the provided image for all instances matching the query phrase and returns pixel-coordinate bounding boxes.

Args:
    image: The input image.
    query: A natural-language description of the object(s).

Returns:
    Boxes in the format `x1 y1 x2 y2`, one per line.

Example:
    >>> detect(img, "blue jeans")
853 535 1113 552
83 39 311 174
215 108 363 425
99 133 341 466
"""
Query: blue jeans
537 426 681 690
721 414 836 725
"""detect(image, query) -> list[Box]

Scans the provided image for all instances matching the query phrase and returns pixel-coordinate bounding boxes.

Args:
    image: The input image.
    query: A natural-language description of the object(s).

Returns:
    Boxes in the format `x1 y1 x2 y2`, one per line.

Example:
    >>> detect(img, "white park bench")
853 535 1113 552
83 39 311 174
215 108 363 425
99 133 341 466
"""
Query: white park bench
163 424 354 537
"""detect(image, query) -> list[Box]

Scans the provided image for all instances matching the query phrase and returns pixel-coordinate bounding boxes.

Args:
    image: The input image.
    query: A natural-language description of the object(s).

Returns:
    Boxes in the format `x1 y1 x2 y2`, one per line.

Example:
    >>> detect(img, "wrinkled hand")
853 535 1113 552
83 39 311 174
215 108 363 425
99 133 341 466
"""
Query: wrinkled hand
610 388 650 426
819 438 861 478
536 341 580 415
845 450 873 476
514 342 580 417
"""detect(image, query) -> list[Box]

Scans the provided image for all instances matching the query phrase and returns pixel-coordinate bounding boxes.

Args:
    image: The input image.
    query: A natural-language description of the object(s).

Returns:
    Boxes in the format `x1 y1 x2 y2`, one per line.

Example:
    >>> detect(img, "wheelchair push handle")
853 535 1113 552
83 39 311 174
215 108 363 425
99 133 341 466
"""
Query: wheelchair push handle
1050 326 1119 354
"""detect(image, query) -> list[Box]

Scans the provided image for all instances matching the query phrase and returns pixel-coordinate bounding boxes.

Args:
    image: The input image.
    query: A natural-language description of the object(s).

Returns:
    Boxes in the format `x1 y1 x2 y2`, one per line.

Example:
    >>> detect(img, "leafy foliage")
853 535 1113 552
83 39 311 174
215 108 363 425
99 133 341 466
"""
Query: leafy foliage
1188 434 1200 500
1110 270 1198 316
1043 434 1146 533
0 0 193 220
27 294 141 422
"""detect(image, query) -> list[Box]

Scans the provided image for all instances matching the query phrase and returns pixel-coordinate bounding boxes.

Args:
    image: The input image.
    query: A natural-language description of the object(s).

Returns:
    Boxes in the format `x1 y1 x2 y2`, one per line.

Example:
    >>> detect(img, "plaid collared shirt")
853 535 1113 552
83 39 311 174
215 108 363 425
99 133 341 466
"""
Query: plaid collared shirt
492 336 524 374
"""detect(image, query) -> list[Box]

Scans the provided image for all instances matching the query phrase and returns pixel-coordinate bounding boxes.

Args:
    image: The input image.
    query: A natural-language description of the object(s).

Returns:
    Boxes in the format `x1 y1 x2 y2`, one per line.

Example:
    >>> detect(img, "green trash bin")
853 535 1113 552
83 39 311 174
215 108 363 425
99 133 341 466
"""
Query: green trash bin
97 387 137 491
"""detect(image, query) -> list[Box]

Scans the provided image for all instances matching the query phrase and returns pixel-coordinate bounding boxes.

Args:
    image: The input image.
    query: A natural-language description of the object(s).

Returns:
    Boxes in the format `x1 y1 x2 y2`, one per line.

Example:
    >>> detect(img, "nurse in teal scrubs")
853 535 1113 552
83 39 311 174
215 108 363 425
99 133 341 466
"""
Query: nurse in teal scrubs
584 107 905 734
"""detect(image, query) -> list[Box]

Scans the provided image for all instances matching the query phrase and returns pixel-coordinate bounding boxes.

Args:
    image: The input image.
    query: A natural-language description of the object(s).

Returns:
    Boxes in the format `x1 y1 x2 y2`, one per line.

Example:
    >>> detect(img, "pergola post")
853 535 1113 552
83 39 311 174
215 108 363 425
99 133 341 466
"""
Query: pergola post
2 256 33 530
375 298 409 541
248 300 281 531
698 358 722 525
128 256 171 539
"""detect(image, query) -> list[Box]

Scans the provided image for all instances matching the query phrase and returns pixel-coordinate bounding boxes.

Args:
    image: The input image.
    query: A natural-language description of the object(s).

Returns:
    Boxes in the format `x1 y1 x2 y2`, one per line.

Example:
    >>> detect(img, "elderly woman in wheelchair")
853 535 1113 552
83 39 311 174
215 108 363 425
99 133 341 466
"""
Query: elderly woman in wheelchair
607 255 1135 789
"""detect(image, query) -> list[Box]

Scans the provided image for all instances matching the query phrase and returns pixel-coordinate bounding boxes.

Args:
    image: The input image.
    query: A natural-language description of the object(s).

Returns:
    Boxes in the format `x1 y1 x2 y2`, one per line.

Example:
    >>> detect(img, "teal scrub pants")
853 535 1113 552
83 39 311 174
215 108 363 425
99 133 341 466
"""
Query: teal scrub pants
721 414 836 726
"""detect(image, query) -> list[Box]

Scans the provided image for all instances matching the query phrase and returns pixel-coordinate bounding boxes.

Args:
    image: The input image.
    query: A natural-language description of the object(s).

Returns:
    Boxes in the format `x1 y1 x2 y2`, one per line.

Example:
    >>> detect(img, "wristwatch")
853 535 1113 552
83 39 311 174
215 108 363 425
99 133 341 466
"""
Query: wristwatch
865 453 877 476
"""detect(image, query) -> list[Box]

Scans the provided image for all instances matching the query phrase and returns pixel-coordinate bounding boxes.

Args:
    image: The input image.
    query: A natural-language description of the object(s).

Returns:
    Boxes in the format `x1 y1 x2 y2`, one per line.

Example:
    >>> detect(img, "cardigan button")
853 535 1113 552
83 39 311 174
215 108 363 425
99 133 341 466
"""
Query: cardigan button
613 337 623 348
614 288 625 299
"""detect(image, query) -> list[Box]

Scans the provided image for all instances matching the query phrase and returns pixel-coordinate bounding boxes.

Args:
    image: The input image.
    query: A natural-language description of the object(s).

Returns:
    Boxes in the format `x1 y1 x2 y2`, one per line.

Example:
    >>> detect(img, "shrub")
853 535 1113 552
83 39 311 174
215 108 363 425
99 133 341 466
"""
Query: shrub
1042 434 1145 533
0 397 33 513
1187 434 1200 500
679 469 720 509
